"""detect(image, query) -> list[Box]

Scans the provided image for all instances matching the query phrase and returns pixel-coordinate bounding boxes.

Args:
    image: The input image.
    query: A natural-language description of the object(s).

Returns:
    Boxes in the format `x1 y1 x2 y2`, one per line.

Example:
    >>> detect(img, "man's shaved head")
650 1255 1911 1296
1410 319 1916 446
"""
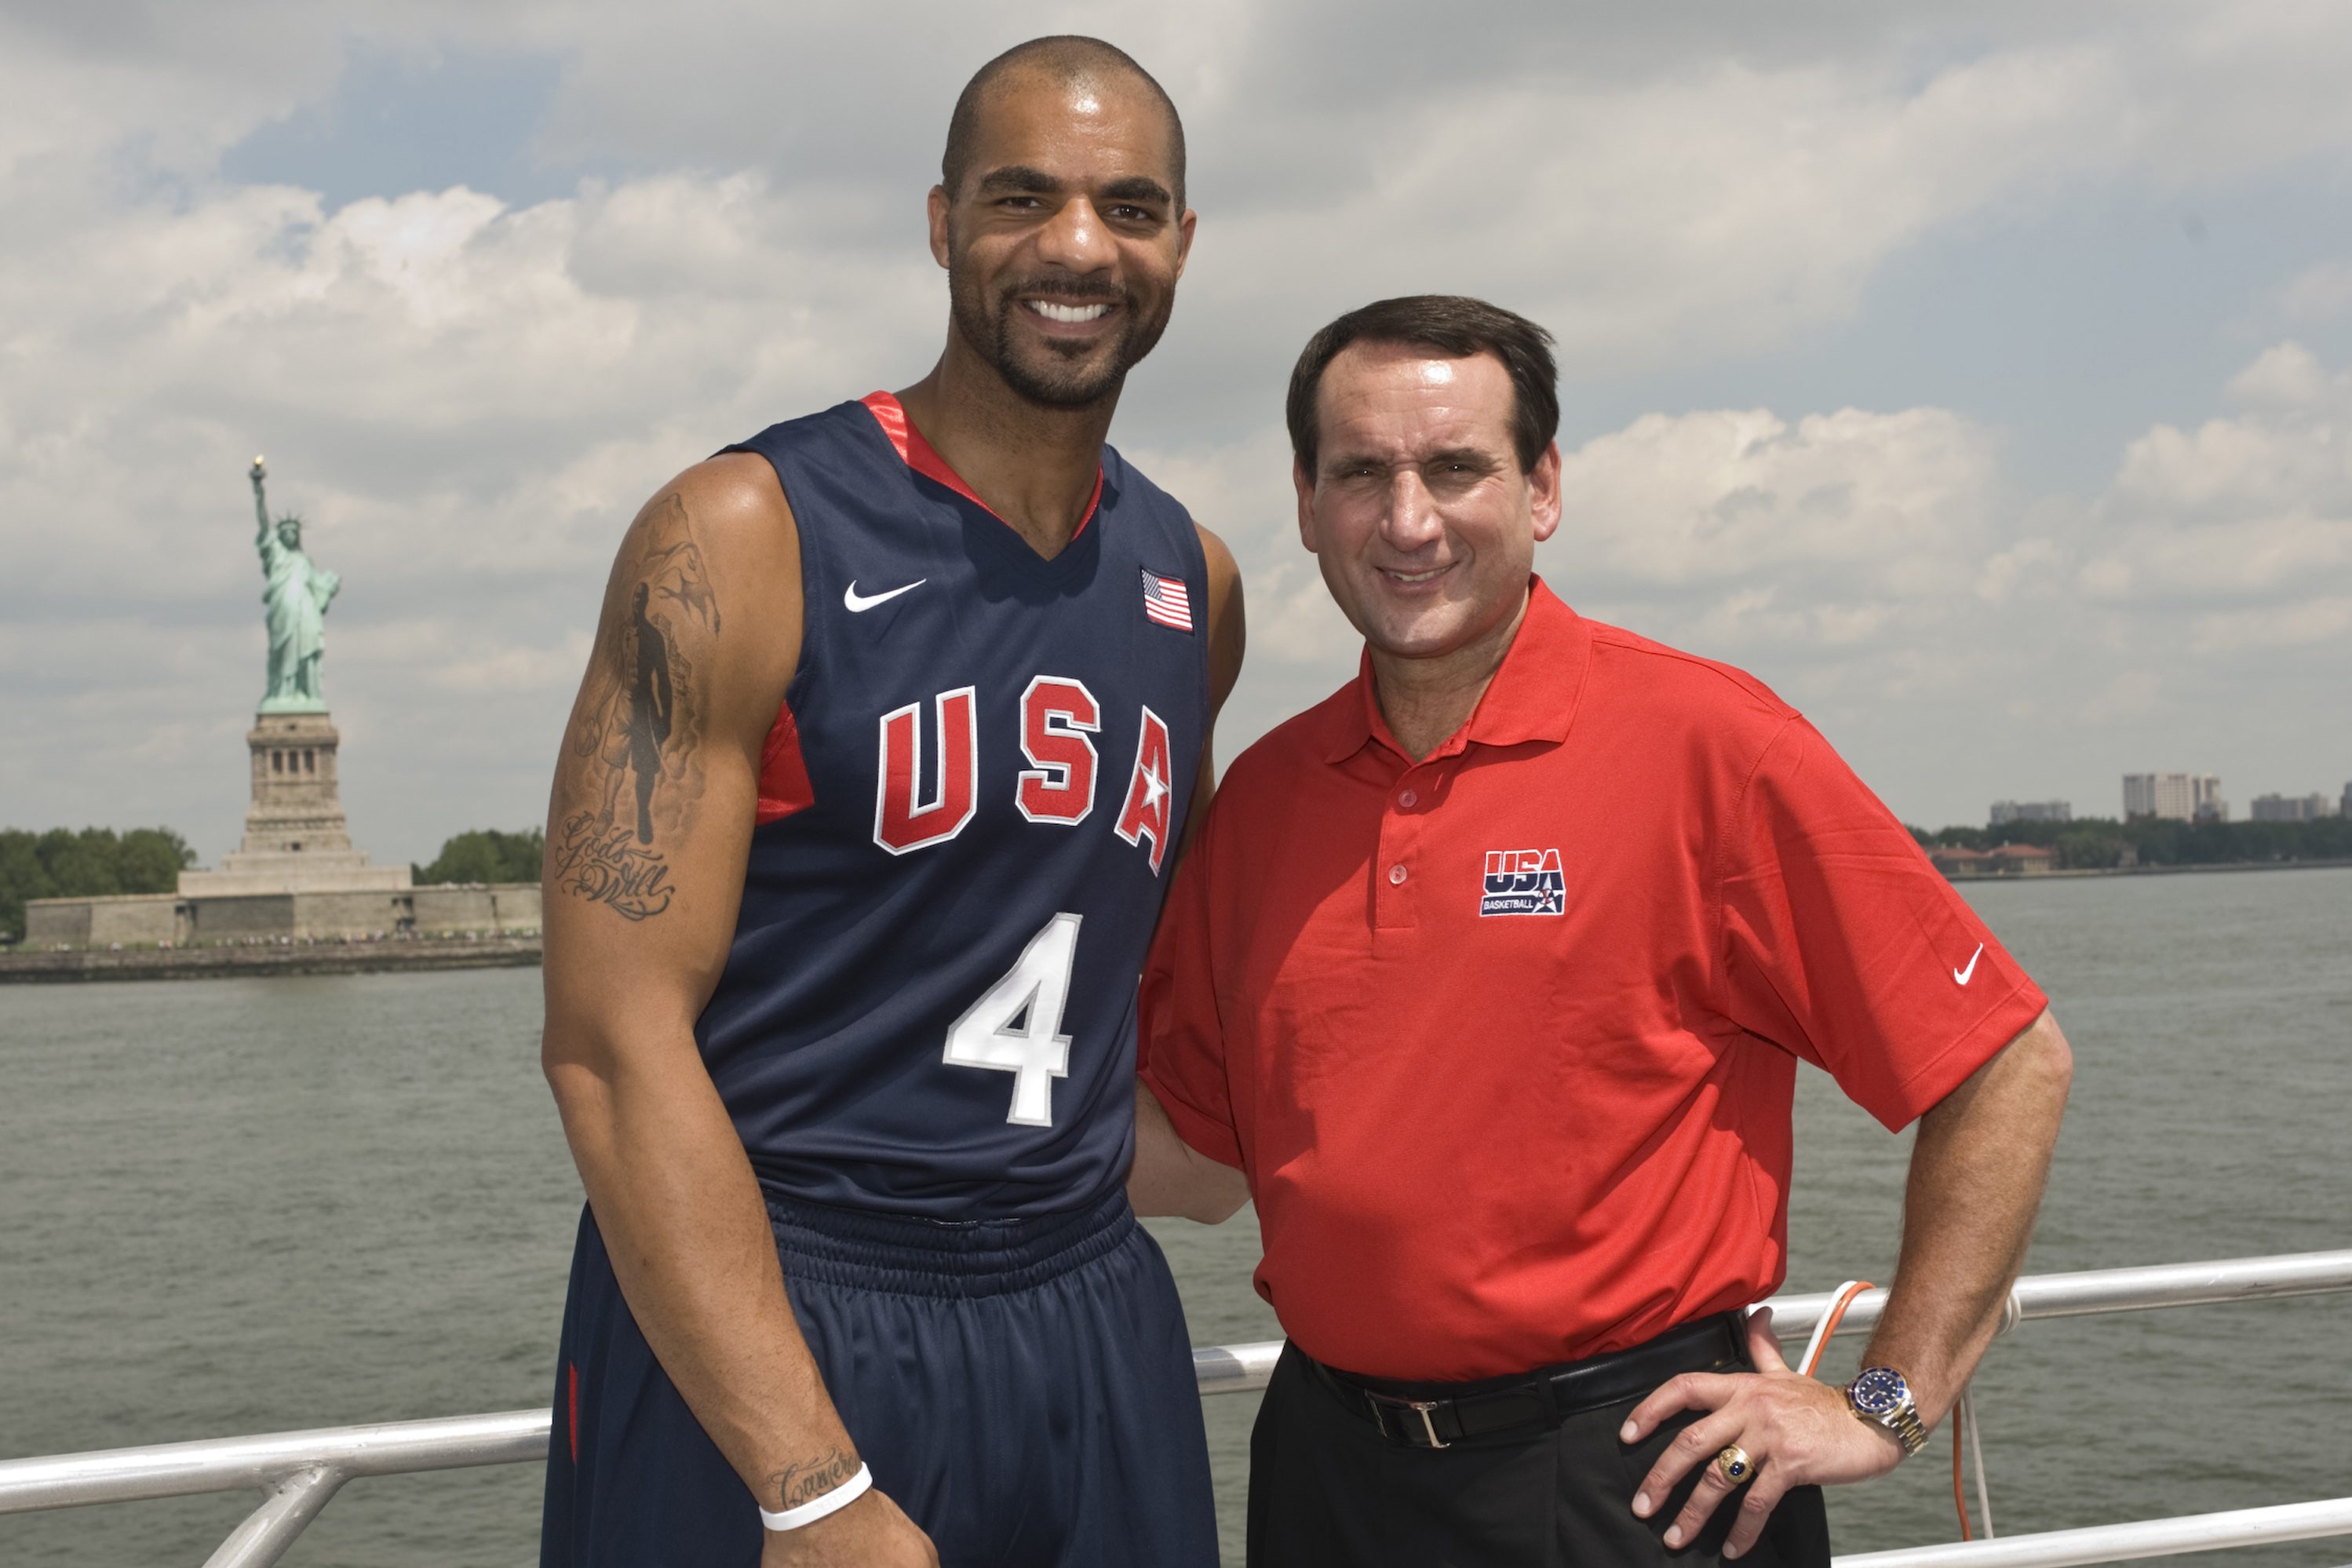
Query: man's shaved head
942 35 1186 207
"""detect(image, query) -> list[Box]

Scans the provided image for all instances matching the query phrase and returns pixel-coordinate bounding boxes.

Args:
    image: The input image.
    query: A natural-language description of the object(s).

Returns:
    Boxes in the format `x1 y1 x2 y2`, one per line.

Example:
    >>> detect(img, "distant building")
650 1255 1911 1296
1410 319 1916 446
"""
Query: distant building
1990 800 2071 825
2124 773 2225 822
2344 782 2352 819
1928 843 2057 880
1927 846 1993 878
2249 792 2336 822
1986 844 2057 875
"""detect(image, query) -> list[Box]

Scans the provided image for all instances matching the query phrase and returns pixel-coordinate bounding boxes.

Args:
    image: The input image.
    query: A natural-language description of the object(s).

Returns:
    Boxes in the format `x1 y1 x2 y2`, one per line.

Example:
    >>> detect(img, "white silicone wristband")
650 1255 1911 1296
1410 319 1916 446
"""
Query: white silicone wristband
758 1462 873 1532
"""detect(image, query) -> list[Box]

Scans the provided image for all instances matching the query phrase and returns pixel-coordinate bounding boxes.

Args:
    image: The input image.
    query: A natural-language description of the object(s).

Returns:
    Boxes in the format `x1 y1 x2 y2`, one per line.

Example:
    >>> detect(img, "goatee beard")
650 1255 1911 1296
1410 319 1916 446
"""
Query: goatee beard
947 264 1170 410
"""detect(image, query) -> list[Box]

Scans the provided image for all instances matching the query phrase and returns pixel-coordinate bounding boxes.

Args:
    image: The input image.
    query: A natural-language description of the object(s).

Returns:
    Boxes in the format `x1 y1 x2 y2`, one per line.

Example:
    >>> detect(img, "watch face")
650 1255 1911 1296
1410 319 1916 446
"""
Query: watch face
1850 1366 1910 1416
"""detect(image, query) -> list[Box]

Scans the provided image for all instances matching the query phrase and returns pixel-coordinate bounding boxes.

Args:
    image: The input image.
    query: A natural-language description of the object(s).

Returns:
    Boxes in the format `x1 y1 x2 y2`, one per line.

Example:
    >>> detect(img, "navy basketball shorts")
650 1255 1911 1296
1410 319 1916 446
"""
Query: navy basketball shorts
539 1184 1218 1567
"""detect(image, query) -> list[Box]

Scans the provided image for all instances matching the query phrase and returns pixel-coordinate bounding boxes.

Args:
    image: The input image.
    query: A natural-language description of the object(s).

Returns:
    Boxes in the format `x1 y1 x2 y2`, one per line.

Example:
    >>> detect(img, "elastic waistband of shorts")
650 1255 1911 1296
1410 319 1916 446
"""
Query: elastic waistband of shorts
760 1183 1139 1298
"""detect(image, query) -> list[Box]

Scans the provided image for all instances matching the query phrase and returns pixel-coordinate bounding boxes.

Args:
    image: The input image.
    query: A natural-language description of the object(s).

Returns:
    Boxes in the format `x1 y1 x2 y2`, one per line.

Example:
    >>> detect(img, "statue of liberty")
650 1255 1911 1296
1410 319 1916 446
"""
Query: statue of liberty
250 457 340 713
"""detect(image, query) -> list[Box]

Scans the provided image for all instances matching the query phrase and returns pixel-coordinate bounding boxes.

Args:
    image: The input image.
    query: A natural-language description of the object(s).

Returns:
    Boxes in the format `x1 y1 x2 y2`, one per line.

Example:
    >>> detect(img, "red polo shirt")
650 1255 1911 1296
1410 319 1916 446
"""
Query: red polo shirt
1140 580 2046 1382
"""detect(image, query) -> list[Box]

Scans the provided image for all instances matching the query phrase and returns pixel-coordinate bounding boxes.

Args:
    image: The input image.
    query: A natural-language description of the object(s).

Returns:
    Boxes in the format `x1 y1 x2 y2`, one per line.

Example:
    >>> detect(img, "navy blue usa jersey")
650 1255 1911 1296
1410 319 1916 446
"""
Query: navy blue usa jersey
705 394 1209 1219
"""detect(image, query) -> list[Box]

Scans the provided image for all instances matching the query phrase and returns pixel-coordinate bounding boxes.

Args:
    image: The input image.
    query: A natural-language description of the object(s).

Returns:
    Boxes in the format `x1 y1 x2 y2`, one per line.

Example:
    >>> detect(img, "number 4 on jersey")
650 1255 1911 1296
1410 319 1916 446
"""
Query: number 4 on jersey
945 913 1081 1126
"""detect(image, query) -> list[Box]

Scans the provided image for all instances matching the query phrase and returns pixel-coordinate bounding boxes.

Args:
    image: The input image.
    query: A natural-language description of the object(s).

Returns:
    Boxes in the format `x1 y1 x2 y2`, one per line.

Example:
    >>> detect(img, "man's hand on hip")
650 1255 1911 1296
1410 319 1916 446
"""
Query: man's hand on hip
762 1487 939 1567
1620 1309 1905 1560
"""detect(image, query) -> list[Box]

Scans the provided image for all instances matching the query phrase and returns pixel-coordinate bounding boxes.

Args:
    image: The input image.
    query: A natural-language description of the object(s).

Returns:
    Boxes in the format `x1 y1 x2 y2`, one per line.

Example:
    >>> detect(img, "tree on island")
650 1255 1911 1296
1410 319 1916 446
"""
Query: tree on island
0 828 195 943
1906 815 2351 869
413 827 546 887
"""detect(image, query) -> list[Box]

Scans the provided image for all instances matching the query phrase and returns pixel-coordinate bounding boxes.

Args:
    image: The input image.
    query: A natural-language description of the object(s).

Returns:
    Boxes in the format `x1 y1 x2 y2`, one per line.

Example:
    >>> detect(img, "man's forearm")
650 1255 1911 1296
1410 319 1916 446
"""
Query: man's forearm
549 1033 855 1510
1129 1081 1249 1223
1858 1010 2073 1424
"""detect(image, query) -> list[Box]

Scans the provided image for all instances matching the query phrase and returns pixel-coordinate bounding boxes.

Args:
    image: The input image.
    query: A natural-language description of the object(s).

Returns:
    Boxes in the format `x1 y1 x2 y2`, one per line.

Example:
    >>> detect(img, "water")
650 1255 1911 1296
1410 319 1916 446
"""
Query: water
2 868 2347 1566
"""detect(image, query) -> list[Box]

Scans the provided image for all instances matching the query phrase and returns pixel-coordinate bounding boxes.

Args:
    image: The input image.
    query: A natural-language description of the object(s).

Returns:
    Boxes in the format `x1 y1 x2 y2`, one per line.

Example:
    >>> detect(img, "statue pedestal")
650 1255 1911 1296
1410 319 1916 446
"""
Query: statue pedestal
178 711 410 897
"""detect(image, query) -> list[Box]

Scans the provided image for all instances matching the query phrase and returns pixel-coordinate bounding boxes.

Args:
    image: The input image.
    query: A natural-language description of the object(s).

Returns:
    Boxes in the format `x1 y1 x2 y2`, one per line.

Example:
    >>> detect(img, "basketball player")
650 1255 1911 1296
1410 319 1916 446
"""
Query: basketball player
536 37 1242 1568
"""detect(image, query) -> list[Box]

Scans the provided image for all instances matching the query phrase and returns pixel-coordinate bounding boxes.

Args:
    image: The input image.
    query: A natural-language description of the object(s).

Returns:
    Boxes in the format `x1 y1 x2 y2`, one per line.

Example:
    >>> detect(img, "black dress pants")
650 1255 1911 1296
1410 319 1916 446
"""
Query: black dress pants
1246 1342 1832 1567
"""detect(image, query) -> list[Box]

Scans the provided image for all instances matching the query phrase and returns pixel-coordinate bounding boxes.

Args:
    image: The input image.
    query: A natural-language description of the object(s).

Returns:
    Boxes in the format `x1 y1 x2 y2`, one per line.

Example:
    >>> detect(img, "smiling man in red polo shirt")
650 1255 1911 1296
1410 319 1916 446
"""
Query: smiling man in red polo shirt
1129 295 2073 1564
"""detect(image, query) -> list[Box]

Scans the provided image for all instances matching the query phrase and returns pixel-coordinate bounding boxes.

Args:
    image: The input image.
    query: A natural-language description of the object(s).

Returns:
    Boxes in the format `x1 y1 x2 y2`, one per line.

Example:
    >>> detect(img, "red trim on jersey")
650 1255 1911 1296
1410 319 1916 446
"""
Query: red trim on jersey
860 391 1103 539
756 698 817 824
566 1362 579 1464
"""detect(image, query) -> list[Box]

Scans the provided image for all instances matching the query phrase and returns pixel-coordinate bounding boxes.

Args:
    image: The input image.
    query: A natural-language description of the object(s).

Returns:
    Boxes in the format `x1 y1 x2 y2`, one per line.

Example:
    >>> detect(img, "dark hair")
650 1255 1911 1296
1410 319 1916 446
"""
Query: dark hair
942 37 1185 207
1286 295 1559 475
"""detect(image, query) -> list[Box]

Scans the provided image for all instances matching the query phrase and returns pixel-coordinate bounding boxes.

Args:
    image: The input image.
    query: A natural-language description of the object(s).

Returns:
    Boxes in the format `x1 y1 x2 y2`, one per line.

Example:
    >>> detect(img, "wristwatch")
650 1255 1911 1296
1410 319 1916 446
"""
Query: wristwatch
1845 1366 1928 1457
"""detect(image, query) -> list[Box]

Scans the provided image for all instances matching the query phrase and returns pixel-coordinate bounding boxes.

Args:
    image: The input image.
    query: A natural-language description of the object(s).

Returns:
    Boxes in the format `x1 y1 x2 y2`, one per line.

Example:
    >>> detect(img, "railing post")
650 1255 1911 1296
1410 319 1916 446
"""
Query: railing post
202 1465 345 1568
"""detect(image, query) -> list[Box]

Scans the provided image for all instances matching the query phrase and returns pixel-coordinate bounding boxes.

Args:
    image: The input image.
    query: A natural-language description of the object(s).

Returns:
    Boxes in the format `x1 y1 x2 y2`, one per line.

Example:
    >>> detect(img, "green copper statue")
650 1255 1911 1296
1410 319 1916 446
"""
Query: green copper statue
250 456 340 713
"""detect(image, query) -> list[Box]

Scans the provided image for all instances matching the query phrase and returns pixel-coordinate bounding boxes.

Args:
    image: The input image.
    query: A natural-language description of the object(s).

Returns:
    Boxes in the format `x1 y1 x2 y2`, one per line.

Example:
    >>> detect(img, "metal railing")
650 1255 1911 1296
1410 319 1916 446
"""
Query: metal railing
3 1249 2347 1568
1838 1497 2352 1567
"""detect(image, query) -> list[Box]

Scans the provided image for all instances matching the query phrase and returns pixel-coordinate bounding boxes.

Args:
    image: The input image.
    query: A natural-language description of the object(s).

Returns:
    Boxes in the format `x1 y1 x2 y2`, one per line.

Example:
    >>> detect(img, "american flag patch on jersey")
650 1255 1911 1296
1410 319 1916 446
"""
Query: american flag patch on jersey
1140 569 1194 633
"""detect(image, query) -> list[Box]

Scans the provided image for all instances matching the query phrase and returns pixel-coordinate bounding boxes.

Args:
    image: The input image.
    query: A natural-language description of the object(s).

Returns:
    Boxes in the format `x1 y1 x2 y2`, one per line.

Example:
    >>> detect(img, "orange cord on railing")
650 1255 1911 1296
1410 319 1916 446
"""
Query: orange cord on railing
1793 1282 1980 1541
1796 1280 1873 1377
1951 1401 1971 1540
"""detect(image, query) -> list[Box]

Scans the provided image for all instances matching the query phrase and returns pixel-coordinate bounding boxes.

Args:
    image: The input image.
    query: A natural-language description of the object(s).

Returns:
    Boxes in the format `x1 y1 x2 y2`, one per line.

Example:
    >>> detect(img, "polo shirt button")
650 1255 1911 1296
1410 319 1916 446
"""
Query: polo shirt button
1388 863 1408 885
1398 789 1418 808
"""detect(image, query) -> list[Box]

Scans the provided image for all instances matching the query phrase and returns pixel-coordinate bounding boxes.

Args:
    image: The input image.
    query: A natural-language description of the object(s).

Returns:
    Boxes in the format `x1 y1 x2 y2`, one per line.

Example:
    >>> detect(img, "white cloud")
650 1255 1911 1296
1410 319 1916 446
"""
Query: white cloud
2191 596 2352 655
2223 341 2338 410
1547 404 2013 681
1170 46 2140 385
2084 341 2352 608
1976 538 2063 604
2277 261 2352 323
5 1 2352 848
1541 347 2352 704
1566 407 1999 587
0 159 937 856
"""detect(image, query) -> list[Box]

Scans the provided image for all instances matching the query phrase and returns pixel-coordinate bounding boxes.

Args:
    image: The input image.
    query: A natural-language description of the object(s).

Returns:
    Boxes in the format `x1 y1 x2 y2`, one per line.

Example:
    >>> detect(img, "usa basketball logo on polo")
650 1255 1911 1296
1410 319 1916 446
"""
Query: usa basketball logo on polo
1481 848 1566 916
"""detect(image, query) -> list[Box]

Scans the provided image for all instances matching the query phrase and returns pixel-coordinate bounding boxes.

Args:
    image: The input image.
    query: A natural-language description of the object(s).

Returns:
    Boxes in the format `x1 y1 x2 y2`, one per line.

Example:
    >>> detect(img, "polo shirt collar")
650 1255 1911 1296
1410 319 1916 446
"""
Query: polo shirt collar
1322 576 1592 764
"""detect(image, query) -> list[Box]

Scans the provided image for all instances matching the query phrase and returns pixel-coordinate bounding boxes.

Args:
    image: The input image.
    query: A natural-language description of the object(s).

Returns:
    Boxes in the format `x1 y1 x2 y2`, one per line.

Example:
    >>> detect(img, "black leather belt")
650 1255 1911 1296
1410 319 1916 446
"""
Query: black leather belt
1304 1312 1746 1449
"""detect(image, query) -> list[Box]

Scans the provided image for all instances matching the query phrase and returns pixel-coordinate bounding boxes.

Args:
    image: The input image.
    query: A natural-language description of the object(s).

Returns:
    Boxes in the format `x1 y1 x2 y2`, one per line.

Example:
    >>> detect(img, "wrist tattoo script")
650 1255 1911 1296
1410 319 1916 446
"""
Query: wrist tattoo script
769 1446 859 1511
556 492 719 920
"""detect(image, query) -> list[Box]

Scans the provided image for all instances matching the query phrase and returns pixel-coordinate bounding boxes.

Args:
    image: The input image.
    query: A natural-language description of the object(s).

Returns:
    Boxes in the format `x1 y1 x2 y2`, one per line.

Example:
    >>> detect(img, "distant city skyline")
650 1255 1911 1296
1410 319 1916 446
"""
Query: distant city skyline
2248 790 2347 823
1980 774 2352 826
4 5 2351 862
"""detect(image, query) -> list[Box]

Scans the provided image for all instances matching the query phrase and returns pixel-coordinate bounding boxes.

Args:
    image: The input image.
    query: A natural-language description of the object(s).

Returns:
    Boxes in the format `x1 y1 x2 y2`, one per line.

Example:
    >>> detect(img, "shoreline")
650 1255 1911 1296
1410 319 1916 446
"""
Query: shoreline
0 934 542 984
6 860 2346 979
1946 856 2352 883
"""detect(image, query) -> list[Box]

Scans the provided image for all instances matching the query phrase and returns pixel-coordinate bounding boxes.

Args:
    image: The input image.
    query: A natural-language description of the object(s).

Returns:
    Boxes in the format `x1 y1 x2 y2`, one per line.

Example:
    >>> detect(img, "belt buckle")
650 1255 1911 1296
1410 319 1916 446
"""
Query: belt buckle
1366 1390 1449 1449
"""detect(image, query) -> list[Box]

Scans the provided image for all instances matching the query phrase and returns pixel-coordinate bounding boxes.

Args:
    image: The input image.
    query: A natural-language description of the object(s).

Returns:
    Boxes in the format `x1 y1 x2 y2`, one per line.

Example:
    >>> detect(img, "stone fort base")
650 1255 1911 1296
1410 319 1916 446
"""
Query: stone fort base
20 706 542 950
23 883 542 948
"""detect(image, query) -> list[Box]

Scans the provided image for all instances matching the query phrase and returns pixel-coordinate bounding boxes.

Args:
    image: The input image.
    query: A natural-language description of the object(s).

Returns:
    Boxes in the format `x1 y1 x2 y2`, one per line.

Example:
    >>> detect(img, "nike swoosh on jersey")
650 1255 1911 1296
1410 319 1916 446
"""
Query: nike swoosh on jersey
844 579 926 612
1953 943 1986 986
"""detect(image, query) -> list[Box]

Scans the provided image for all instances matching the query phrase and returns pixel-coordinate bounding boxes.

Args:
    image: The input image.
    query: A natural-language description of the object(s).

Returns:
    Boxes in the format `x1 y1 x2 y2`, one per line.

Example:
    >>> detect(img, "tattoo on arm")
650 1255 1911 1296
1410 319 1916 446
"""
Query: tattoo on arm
768 1446 859 1511
554 493 721 921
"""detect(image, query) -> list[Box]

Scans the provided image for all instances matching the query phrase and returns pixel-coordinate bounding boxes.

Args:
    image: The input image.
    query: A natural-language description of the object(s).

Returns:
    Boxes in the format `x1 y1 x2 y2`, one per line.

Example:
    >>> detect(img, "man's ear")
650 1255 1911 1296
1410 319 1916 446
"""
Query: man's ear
1529 440 1563 544
1172 207 1198 280
1293 459 1318 552
927 185 952 270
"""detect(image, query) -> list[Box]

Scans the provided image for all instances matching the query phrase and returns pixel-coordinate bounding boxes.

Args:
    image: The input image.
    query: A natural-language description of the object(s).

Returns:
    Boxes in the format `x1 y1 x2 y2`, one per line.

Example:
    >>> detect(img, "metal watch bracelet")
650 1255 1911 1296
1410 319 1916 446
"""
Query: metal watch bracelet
1844 1384 1928 1457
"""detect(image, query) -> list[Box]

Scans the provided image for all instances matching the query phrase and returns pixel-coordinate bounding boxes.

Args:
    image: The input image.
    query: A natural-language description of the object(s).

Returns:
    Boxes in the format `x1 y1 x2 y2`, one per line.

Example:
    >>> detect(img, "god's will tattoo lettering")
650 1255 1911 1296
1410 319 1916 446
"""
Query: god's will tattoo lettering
552 811 677 921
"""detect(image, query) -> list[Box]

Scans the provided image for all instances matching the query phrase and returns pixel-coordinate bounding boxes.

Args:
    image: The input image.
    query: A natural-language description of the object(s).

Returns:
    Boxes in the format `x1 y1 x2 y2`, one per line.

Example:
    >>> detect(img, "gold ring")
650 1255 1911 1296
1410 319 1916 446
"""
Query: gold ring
1716 1444 1756 1485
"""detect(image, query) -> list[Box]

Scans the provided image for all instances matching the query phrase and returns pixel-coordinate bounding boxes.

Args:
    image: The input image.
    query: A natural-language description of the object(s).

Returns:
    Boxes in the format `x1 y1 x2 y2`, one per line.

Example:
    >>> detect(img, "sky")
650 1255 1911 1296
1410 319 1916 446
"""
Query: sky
4 0 2350 866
